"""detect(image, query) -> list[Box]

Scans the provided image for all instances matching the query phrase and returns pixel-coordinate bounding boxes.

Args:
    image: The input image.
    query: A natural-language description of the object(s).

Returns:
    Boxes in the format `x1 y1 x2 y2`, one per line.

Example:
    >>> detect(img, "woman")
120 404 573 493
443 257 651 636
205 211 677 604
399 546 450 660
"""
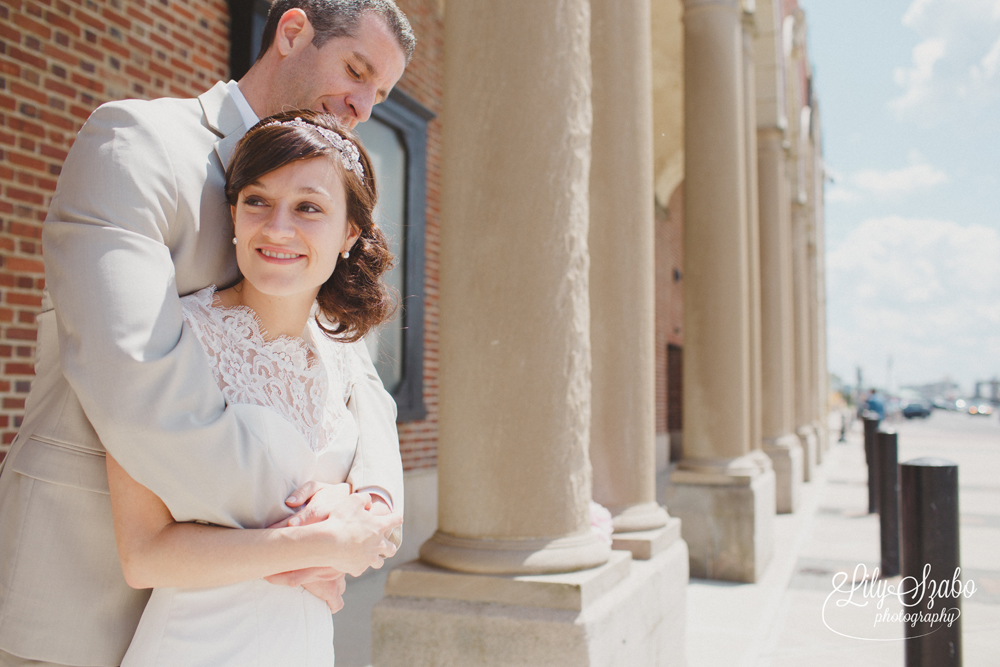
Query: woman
107 110 401 666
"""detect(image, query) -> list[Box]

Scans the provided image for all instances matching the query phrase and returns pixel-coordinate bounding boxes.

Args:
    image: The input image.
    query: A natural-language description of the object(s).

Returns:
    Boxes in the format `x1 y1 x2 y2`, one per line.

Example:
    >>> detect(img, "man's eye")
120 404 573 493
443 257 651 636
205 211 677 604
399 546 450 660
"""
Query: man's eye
347 64 361 79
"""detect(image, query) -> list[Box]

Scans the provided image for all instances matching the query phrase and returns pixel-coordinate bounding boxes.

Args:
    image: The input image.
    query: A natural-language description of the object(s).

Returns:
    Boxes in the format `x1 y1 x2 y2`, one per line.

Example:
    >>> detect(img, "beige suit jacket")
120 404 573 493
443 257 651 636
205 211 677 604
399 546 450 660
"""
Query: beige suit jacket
0 82 404 666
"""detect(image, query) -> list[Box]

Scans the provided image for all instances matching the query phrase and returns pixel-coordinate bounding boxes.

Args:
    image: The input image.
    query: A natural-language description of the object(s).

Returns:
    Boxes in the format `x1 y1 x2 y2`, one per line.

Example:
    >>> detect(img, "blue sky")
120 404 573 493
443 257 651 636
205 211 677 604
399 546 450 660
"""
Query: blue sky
799 0 1000 394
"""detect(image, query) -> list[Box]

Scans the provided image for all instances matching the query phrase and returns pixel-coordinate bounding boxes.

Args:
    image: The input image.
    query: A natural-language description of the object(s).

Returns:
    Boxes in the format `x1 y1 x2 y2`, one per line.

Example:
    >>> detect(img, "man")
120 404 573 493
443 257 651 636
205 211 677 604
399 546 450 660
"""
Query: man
0 1 415 665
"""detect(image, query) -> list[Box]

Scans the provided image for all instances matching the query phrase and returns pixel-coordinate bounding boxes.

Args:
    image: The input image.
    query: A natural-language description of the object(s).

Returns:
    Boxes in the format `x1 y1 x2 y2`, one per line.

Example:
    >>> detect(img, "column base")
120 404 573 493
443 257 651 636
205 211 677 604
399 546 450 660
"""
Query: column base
609 500 670 533
797 425 817 482
763 434 803 514
612 516 682 560
419 529 612 575
813 418 828 460
663 460 775 582
373 541 689 667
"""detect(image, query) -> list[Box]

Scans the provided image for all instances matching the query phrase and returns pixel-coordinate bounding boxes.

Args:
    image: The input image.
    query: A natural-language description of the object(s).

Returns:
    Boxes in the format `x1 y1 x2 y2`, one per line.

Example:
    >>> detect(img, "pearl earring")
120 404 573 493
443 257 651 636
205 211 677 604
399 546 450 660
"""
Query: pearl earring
342 250 350 259
232 237 237 245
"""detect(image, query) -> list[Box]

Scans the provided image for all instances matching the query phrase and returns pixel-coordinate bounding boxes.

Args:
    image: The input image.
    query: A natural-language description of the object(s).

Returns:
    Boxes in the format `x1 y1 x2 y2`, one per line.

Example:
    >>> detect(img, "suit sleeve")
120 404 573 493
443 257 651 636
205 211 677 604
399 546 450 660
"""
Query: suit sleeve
42 102 315 530
344 339 404 547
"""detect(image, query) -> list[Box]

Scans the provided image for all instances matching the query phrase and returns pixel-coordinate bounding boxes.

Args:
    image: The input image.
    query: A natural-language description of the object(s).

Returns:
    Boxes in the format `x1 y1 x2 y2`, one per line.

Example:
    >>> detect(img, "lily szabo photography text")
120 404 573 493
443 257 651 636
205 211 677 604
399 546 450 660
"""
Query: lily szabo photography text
823 563 976 640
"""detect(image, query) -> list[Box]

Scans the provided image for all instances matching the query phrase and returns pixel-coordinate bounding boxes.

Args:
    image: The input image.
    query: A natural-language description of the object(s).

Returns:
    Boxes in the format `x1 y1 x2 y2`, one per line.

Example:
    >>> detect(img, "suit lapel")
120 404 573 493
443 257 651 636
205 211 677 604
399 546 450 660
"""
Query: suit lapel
199 81 248 170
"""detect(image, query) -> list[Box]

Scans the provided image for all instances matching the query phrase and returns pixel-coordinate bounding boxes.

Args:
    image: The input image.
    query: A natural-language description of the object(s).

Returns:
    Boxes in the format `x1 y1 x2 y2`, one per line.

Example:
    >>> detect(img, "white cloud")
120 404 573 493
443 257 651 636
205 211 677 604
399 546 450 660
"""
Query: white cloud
891 38 947 113
891 0 1000 124
825 153 947 202
827 216 1000 391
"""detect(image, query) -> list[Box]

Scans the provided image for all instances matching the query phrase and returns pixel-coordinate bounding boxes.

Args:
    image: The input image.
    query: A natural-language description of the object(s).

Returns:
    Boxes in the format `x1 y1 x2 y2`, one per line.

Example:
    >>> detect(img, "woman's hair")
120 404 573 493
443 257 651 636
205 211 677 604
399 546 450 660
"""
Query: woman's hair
225 108 395 343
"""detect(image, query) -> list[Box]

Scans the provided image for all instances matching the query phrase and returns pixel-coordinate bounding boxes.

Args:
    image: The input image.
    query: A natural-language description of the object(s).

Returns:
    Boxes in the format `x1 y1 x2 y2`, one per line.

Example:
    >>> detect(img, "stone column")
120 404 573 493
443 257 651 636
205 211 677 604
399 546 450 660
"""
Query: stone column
786 12 817 479
373 2 690 663
742 4 768 475
755 0 802 513
791 190 817 480
811 101 830 455
417 0 605 580
664 0 775 584
589 0 674 554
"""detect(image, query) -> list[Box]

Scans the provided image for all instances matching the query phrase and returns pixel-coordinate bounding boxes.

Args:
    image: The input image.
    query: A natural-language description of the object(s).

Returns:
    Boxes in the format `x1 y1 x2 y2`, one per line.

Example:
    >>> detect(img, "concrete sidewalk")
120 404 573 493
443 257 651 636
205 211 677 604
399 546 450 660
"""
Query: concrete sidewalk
681 411 1000 666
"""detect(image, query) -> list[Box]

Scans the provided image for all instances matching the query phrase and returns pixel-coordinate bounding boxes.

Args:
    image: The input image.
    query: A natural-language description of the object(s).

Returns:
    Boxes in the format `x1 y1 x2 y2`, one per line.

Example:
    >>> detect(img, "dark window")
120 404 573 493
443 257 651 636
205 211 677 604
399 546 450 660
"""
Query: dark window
355 90 433 422
667 343 683 460
228 0 270 80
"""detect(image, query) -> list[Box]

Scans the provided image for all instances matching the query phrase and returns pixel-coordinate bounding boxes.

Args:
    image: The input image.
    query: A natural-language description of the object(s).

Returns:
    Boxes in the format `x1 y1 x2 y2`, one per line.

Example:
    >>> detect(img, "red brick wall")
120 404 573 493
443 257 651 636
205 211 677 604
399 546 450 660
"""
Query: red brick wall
390 0 441 472
0 0 230 456
655 182 684 436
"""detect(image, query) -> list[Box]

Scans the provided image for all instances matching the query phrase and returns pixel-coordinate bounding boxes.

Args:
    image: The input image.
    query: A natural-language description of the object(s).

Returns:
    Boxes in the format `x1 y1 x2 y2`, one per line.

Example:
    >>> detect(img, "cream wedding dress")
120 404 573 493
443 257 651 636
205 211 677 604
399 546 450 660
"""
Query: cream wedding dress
121 287 366 666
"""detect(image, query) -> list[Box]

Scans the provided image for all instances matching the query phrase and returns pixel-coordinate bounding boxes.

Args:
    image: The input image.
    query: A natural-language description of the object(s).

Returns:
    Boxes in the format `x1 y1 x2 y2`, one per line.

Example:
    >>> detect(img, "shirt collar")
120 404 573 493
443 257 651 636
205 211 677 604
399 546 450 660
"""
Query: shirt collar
225 80 260 130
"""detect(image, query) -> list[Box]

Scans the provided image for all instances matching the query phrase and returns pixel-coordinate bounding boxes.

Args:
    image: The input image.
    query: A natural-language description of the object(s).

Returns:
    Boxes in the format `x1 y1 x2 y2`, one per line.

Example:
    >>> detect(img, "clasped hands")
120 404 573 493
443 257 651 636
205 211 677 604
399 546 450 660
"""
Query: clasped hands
264 481 402 613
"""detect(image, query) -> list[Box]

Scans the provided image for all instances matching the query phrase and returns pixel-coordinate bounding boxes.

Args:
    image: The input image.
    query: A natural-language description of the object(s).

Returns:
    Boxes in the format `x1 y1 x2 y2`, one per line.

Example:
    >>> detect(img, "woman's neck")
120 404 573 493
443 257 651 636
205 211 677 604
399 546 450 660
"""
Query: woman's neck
216 281 318 341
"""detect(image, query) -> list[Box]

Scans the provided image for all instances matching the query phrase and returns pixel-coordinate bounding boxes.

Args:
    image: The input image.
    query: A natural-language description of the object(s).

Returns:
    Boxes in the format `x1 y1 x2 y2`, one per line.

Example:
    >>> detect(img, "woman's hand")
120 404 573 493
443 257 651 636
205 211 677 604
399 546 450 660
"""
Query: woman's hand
306 493 402 577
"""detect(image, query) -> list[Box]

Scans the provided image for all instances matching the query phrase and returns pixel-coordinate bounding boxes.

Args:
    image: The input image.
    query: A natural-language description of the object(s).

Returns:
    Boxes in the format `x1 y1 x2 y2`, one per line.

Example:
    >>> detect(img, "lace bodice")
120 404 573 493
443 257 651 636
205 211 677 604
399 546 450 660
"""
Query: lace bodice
180 286 362 455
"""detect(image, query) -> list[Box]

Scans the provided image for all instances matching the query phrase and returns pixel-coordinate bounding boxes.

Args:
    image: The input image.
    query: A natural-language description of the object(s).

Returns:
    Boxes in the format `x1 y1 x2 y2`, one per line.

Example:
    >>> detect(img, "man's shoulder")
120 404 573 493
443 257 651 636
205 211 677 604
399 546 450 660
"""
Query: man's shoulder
89 94 204 131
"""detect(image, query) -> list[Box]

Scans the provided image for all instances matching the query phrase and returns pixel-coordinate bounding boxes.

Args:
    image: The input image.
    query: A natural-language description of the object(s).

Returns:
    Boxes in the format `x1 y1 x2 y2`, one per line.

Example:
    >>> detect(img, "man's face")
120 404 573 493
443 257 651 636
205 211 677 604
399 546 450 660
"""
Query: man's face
278 12 407 129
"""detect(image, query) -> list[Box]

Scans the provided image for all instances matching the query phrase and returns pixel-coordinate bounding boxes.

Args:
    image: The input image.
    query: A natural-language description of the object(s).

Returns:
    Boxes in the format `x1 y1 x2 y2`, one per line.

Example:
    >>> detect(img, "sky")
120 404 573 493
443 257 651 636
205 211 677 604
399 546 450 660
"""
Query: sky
799 0 1000 395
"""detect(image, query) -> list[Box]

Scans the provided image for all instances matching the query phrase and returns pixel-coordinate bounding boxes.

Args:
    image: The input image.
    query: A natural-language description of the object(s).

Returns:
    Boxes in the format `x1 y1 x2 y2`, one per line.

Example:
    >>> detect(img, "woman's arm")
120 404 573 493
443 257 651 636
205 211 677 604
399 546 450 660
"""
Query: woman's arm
106 454 401 589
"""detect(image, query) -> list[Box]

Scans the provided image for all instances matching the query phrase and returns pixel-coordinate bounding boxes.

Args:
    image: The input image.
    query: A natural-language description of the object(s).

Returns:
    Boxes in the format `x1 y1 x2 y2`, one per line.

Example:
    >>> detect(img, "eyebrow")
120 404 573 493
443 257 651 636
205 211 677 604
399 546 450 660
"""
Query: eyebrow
353 51 390 104
243 183 330 198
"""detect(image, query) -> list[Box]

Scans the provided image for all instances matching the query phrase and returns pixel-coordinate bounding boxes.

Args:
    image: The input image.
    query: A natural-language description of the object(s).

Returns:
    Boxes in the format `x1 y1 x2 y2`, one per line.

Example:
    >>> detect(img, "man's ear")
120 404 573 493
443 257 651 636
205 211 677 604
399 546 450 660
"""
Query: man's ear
274 9 314 57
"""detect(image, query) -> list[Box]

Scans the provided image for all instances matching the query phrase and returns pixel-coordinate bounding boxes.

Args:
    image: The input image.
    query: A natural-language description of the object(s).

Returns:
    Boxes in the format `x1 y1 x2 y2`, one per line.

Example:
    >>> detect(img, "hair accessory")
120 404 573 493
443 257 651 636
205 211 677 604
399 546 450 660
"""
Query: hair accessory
342 250 350 259
233 237 238 245
265 117 365 178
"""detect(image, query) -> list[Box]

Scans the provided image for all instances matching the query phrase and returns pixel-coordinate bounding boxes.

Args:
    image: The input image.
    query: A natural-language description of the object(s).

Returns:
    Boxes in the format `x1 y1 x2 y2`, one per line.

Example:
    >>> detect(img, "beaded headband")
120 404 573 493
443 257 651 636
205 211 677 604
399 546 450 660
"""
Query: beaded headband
263 117 365 178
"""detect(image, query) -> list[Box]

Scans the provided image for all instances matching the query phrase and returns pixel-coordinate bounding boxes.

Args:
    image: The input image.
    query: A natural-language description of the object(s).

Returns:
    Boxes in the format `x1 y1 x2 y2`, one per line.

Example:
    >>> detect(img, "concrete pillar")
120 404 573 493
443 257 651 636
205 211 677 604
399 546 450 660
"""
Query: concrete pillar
414 0 604 580
786 9 817 480
755 0 802 513
589 0 672 546
742 5 768 476
664 0 776 584
811 101 830 455
374 2 690 663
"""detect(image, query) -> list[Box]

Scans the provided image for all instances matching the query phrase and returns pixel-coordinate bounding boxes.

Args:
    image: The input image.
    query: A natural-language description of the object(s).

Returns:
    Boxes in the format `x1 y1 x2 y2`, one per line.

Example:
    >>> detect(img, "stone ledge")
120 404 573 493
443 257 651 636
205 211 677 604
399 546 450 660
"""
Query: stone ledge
612 516 682 559
382 550 632 612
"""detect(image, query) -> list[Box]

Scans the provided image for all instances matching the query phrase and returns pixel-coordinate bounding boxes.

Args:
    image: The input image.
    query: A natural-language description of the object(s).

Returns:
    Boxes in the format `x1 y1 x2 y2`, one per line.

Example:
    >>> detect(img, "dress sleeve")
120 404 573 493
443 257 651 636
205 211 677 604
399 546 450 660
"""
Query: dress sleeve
343 339 405 547
42 103 315 529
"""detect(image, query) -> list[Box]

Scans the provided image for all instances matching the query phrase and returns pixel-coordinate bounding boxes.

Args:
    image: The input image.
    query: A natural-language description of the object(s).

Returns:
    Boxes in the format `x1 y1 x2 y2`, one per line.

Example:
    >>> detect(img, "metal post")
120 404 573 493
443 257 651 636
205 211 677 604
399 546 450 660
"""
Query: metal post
900 458 962 667
877 431 899 576
863 415 880 513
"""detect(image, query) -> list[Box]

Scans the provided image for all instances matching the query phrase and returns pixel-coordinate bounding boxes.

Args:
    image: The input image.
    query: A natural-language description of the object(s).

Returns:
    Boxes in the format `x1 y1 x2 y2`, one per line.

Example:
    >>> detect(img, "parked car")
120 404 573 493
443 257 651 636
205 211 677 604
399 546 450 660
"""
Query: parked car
902 399 932 419
968 400 994 416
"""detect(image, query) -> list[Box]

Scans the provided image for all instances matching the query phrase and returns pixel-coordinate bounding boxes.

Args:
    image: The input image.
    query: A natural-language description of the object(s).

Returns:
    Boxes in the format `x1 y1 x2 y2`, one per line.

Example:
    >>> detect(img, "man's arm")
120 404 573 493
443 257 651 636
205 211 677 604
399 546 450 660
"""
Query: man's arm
43 101 312 529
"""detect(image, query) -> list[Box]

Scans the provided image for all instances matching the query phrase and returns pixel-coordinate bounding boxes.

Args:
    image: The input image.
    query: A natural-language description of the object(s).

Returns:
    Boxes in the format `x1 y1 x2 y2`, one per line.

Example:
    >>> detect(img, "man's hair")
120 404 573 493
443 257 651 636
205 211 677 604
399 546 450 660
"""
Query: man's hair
257 0 416 63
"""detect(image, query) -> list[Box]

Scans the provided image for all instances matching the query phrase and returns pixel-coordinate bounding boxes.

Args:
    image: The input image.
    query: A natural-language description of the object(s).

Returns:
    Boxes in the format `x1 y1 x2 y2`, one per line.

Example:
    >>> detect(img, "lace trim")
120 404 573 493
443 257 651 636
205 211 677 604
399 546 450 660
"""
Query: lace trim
181 286 360 454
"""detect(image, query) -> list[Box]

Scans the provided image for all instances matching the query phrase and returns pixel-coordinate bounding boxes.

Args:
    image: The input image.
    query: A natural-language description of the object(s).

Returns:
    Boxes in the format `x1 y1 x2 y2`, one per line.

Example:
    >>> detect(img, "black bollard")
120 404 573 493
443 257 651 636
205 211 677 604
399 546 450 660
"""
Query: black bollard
900 458 962 667
863 415 881 513
877 431 900 576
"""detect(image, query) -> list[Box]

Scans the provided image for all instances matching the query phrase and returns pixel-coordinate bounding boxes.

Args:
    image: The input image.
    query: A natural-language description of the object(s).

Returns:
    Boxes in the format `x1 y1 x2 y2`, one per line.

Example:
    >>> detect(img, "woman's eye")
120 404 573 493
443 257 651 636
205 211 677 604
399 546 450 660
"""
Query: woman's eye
298 202 322 213
242 196 265 207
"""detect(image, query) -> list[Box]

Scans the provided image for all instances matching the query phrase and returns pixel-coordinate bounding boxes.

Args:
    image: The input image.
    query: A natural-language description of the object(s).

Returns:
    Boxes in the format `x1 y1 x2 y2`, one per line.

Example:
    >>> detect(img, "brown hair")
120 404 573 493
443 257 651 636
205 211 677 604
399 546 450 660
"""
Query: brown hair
257 0 415 64
225 109 395 343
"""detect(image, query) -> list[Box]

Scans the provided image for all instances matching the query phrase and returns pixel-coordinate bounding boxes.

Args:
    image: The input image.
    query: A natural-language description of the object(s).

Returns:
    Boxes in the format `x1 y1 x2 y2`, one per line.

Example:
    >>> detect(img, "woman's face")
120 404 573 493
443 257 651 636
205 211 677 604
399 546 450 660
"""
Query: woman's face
232 156 359 300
